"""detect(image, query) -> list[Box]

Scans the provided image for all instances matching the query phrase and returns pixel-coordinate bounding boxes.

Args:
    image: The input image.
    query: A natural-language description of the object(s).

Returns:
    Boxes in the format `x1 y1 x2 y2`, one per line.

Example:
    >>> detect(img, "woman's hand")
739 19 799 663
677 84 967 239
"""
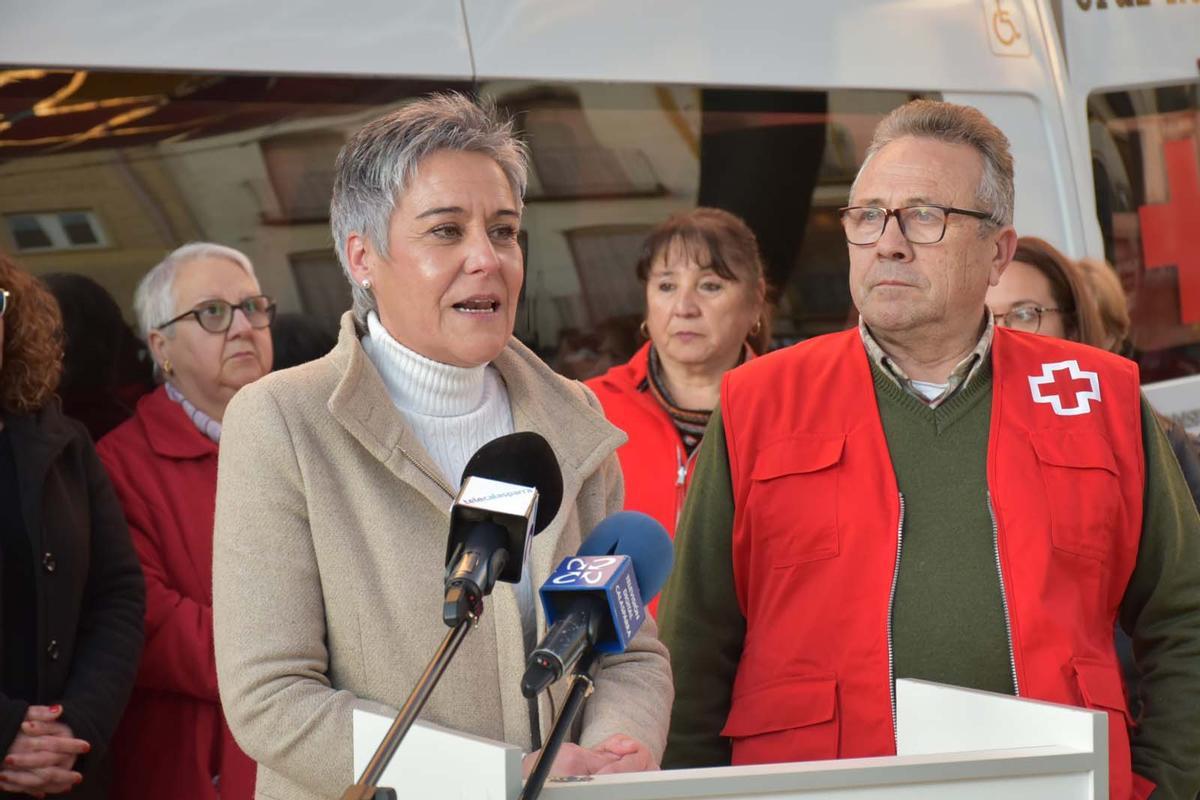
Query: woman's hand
522 743 616 779
0 706 88 797
589 734 658 775
521 734 658 779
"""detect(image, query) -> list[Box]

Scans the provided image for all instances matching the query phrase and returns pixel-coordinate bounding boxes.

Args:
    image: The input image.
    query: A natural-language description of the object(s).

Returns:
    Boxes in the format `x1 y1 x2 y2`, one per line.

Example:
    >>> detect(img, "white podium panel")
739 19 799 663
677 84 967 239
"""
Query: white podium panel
352 679 1107 800
352 711 524 800
895 679 1107 797
538 750 1094 799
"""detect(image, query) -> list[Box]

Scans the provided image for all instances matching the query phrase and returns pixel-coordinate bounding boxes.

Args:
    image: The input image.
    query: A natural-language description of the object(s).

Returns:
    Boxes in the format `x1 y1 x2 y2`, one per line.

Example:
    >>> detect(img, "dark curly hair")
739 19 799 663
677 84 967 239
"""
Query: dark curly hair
0 253 64 414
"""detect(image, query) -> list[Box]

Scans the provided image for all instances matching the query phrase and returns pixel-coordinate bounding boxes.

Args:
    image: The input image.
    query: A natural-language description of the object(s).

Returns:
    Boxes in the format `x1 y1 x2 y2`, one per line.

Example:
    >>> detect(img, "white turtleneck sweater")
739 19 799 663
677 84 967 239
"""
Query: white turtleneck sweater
361 313 542 739
361 312 515 488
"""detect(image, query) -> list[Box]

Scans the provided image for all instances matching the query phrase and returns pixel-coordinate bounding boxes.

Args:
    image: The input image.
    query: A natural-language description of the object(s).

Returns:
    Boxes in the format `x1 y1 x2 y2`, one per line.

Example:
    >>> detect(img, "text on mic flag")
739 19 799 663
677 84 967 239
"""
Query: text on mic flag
541 555 645 654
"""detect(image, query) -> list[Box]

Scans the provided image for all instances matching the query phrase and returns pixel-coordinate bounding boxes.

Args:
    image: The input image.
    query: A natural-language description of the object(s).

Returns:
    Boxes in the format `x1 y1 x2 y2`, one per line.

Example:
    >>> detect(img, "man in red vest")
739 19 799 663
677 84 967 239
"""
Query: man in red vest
658 100 1200 800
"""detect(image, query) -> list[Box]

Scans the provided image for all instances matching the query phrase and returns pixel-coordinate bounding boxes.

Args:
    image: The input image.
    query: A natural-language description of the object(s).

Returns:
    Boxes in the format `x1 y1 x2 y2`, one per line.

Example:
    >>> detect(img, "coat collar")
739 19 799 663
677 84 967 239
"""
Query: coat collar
326 312 625 517
594 341 651 394
6 401 72 483
6 401 76 547
136 385 218 460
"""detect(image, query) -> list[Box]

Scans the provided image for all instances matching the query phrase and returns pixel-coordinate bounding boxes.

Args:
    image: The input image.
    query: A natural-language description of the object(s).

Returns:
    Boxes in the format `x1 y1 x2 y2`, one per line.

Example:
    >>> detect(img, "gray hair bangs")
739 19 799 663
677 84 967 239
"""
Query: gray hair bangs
329 92 530 324
134 241 258 340
853 99 1015 230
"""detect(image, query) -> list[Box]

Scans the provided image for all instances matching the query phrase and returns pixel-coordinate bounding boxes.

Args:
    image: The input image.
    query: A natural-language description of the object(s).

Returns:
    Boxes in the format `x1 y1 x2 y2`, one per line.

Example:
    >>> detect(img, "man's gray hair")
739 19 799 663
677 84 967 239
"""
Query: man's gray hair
133 242 258 340
854 99 1015 229
330 92 530 324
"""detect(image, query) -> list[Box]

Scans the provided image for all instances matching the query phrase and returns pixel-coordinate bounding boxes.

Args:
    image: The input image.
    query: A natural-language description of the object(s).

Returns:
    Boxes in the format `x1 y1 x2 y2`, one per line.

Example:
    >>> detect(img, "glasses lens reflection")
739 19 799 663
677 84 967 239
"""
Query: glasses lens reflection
999 306 1042 333
841 206 949 245
194 296 275 333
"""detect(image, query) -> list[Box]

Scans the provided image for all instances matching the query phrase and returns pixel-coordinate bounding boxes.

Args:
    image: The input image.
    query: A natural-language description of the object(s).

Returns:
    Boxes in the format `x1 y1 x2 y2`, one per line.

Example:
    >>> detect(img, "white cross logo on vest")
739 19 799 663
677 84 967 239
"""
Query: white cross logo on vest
1028 360 1102 416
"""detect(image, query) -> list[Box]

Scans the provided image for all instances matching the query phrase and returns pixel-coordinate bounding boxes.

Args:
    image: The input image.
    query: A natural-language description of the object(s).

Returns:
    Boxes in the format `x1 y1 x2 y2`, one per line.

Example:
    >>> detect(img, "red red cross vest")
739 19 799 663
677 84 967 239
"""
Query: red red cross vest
719 327 1151 800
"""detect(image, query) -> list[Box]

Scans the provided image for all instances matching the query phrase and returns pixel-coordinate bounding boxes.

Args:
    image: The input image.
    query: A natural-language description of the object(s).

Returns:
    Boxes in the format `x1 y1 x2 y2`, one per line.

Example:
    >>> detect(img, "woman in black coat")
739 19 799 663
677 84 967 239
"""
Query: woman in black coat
0 253 144 799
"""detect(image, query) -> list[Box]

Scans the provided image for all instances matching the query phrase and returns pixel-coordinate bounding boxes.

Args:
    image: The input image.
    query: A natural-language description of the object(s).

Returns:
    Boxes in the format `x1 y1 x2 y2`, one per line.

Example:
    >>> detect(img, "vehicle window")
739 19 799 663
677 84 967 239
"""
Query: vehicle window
0 68 931 379
1088 82 1200 381
484 82 934 377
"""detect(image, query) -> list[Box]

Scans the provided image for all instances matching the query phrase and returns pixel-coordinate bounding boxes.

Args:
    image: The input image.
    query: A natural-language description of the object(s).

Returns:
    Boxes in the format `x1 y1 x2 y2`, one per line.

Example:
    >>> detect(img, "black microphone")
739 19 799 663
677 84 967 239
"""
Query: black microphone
520 511 673 698
443 432 563 627
343 433 564 800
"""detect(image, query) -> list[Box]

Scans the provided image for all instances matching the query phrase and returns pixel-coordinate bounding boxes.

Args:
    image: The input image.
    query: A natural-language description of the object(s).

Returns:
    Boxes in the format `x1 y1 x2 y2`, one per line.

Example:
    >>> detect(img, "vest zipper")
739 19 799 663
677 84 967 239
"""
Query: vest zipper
987 492 1021 696
886 492 905 747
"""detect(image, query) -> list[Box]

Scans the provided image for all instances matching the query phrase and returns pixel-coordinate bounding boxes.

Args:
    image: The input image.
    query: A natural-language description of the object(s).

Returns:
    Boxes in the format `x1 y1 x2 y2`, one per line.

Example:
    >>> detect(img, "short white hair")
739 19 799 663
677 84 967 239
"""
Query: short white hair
330 92 529 324
134 242 258 340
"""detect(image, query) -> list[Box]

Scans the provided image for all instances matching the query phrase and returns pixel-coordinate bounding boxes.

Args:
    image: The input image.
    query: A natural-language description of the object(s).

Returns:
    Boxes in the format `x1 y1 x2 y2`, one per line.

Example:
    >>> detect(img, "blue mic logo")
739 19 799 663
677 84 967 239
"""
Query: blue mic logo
541 555 646 653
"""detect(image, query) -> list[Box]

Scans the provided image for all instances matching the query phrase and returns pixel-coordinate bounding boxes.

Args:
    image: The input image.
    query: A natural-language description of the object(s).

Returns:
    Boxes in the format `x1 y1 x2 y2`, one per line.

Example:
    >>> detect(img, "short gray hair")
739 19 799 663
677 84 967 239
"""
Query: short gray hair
330 92 529 324
853 99 1014 229
134 242 258 340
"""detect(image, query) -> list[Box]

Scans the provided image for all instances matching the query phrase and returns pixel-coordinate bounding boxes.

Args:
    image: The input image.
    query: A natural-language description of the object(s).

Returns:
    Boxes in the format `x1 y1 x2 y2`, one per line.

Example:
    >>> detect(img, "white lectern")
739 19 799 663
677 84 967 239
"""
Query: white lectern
353 679 1107 799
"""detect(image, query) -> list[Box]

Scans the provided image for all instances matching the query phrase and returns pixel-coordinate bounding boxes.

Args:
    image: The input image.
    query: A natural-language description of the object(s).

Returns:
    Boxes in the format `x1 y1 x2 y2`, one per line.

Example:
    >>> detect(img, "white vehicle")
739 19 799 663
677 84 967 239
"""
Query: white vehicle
0 1 1196 410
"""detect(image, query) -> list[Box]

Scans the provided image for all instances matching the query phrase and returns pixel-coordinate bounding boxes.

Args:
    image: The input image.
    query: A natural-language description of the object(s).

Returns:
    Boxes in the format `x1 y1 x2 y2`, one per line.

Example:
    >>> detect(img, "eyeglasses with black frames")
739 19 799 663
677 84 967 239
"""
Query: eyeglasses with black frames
0 289 9 318
838 205 993 245
156 295 276 334
992 303 1062 334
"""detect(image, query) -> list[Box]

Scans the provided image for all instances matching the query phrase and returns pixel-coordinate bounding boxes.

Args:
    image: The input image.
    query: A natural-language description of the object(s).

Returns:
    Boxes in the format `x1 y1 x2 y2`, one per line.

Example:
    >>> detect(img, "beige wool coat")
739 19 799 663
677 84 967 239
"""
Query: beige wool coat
212 314 673 800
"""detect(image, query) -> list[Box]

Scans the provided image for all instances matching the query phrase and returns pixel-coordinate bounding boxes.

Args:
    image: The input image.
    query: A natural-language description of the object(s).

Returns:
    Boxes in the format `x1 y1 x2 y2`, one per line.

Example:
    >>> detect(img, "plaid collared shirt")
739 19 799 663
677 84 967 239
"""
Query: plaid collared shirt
858 314 994 409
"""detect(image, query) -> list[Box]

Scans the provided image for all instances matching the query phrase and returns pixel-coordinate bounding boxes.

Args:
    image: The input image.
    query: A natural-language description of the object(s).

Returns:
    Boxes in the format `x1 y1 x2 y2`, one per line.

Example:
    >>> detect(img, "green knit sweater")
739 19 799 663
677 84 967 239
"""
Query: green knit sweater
874 357 1015 694
658 359 1200 800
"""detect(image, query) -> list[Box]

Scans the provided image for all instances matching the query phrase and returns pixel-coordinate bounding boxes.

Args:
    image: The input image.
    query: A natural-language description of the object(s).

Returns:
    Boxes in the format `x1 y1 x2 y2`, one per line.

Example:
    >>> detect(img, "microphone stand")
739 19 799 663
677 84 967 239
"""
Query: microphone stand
518 649 599 800
338 609 479 800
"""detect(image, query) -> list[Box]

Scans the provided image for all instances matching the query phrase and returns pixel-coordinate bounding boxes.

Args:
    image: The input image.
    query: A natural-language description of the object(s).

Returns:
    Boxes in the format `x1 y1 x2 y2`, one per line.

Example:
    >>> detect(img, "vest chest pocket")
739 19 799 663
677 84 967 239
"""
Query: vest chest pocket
747 435 844 567
1031 431 1122 563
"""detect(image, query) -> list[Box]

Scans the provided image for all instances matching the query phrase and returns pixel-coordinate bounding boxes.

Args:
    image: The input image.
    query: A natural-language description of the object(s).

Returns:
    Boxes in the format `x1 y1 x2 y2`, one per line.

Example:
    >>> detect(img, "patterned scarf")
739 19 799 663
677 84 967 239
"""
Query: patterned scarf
644 345 747 456
164 382 222 444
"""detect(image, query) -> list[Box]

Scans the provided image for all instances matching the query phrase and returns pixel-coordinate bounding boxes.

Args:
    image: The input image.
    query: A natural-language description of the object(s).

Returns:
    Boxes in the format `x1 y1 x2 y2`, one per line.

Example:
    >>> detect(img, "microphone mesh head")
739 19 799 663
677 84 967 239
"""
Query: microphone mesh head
578 511 674 599
460 432 563 534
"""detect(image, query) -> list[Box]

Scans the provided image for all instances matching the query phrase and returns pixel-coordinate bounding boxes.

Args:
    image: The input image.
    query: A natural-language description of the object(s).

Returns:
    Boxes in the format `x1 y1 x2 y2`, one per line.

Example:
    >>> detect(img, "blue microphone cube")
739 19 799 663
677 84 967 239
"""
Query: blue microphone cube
540 555 646 654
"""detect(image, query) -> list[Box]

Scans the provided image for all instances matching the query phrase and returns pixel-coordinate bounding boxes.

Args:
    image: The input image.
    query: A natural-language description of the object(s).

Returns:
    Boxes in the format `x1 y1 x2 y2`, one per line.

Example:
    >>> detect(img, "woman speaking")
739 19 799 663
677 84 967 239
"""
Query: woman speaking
212 94 672 800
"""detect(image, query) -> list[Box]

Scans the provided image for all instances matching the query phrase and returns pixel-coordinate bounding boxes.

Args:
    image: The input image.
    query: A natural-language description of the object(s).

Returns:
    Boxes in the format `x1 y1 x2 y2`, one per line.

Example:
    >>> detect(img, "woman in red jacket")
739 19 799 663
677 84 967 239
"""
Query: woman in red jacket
587 208 768 609
97 242 274 800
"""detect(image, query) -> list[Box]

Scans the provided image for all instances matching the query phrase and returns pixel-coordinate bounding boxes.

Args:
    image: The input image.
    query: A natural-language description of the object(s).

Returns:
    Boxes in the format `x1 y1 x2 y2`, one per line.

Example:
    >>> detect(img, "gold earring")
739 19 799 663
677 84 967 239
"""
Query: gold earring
162 359 174 377
750 319 763 336
639 320 650 339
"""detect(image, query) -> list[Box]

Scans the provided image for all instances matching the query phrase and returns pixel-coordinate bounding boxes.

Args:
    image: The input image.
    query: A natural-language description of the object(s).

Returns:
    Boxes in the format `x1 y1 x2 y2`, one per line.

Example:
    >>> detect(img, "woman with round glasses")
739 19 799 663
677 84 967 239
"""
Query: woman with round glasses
97 242 273 800
0 254 144 800
986 236 1200 511
984 236 1104 341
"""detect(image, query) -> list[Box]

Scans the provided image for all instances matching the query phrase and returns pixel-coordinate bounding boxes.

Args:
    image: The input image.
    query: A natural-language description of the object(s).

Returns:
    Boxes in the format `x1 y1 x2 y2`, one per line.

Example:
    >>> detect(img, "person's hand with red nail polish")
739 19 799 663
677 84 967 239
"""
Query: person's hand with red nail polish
0 705 90 796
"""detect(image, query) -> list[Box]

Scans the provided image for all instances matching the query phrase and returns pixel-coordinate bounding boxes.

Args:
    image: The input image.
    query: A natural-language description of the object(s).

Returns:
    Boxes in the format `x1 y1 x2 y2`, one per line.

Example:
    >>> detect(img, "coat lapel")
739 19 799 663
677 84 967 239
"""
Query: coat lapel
326 316 457 516
494 337 626 596
9 406 71 557
490 338 627 745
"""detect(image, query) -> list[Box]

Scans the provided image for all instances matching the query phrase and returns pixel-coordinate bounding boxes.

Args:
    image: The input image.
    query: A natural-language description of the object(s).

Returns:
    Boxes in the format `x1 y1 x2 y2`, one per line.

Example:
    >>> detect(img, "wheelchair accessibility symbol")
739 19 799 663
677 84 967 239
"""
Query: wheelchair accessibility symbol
986 0 1031 57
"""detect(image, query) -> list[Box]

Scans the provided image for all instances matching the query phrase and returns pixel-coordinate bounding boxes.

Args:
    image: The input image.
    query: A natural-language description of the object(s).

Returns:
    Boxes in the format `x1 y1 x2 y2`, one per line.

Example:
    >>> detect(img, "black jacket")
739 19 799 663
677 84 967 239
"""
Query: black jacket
0 402 144 799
